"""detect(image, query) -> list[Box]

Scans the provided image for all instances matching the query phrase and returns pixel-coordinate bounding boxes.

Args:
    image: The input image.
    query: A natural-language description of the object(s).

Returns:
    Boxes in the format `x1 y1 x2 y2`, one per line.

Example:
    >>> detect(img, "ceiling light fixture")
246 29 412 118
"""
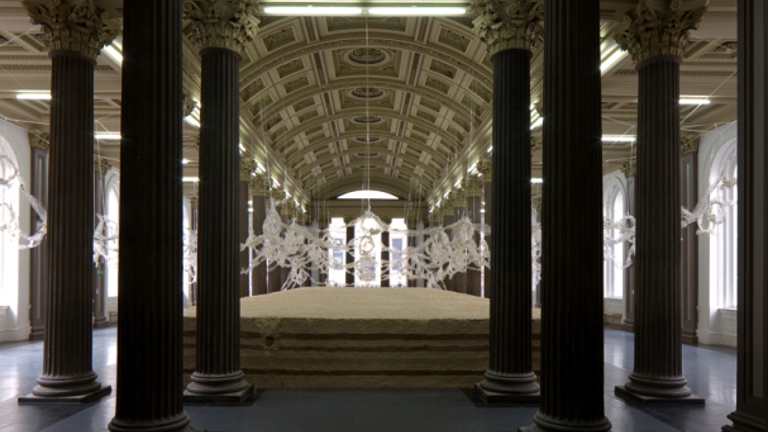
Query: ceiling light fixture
679 97 711 105
182 176 200 183
369 6 465 16
263 5 362 15
601 135 636 143
94 132 121 140
16 91 51 100
102 41 123 66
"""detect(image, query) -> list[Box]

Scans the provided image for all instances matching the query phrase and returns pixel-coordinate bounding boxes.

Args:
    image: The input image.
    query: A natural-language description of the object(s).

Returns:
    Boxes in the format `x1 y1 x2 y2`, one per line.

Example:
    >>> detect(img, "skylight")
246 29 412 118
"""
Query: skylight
337 190 399 200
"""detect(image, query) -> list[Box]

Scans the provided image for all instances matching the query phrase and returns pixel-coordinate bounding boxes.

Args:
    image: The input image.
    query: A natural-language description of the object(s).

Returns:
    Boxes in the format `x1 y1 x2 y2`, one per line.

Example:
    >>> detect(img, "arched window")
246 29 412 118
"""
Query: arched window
603 185 625 298
709 139 737 309
0 139 20 308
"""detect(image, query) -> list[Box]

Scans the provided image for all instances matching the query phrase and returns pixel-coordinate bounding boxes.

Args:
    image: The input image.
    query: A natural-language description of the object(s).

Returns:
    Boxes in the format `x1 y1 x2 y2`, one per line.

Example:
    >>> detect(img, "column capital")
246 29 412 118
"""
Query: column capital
23 0 120 59
472 0 544 58
182 0 260 53
190 196 199 210
477 158 493 182
466 175 485 197
95 157 110 174
249 173 270 196
680 138 699 155
621 159 637 177
615 0 708 64
28 130 50 151
270 187 286 202
239 157 256 181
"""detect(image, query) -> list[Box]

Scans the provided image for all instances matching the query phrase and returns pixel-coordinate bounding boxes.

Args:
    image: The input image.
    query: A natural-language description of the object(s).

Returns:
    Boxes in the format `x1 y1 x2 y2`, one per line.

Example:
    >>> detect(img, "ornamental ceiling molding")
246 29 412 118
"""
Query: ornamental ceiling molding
182 0 260 52
472 0 545 57
299 151 438 184
614 0 709 64
23 0 120 59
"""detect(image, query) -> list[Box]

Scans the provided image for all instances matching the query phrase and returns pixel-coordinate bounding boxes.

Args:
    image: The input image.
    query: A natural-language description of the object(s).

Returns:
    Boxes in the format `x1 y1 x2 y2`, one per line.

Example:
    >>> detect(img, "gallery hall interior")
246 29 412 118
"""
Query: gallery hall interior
0 0 764 431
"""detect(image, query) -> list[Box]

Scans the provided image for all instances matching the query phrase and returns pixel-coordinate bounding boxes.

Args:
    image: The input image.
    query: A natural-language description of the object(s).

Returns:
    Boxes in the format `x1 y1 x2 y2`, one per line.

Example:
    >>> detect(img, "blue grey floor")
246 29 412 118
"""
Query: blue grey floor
0 327 736 432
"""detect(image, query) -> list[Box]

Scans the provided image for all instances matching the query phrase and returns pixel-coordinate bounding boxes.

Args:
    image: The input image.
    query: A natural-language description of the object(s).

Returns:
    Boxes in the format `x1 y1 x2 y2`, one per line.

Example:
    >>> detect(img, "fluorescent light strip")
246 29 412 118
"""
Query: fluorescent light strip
600 49 627 74
182 158 189 165
16 91 51 100
601 135 636 143
531 178 543 184
102 43 123 65
184 116 201 128
369 6 465 16
679 98 711 105
182 176 199 183
263 6 362 15
95 133 121 140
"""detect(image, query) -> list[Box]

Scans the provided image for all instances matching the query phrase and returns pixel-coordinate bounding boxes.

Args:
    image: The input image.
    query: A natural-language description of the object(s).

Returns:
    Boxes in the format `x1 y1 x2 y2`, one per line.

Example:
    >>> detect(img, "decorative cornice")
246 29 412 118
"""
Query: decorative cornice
249 173 270 196
28 130 49 151
182 0 260 52
466 176 484 197
477 158 492 182
472 0 544 57
621 159 637 177
615 0 709 64
23 0 120 59
680 138 699 155
240 157 256 181
95 157 110 174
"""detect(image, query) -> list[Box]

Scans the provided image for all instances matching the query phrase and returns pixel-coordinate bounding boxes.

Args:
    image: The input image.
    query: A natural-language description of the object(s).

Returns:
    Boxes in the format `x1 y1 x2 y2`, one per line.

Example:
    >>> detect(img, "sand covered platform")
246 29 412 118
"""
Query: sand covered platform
183 287 540 388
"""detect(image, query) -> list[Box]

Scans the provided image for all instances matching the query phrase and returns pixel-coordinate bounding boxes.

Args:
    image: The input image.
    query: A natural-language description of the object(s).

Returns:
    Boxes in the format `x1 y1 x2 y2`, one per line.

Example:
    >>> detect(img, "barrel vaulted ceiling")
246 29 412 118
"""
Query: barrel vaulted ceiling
0 0 738 209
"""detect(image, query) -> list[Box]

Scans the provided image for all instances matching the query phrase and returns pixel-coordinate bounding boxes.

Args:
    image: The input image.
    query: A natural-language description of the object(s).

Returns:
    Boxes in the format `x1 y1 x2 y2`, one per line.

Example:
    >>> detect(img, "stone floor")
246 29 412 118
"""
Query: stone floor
0 326 736 432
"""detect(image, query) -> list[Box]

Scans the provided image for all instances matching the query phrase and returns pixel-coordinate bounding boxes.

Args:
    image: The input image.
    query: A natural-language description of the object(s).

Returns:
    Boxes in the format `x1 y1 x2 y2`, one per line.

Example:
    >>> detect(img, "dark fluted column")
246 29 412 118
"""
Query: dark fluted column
28 131 49 340
183 0 257 402
466 177 483 297
381 230 390 287
346 225 355 286
477 159 492 299
725 3 768 430
19 0 116 404
250 174 269 295
108 0 192 430
473 2 542 402
614 1 707 405
239 158 256 297
521 0 610 430
93 158 110 328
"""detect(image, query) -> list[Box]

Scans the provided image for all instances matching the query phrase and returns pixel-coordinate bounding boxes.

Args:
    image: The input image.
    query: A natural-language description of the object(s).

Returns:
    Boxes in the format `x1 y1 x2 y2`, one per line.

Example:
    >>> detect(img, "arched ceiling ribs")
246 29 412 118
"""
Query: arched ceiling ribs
296 148 439 185
245 78 488 131
239 33 493 105
287 130 444 168
268 107 468 157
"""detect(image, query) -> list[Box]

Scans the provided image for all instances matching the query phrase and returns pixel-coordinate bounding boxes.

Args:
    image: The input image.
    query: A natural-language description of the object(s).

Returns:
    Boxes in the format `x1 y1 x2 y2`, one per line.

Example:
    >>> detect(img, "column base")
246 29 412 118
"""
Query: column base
19 384 111 403
519 411 612 432
183 371 253 404
94 317 110 328
615 385 704 405
723 410 768 432
474 382 540 405
109 412 197 432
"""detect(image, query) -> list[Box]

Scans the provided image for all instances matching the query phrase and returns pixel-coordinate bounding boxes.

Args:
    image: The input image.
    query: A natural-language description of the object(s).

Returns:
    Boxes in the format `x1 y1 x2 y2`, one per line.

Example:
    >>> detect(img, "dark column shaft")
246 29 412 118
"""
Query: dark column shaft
619 56 693 400
725 3 768 430
476 48 538 402
186 47 251 400
523 0 610 430
29 146 48 340
251 194 268 295
28 50 107 400
346 225 355 286
109 1 191 429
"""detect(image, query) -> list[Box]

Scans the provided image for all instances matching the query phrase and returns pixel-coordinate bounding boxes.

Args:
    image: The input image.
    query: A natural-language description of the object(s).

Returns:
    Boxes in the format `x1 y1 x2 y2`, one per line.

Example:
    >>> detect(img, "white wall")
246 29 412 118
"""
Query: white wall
0 118 31 342
602 169 627 320
697 121 738 347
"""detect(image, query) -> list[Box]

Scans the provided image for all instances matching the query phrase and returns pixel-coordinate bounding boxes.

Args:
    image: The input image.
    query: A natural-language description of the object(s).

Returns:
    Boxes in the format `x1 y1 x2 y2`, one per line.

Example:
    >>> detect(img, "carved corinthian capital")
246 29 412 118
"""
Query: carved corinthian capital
249 173 270 196
466 175 485 197
615 0 708 64
240 157 256 181
472 0 544 57
476 158 492 182
28 130 50 151
23 0 120 59
182 0 260 52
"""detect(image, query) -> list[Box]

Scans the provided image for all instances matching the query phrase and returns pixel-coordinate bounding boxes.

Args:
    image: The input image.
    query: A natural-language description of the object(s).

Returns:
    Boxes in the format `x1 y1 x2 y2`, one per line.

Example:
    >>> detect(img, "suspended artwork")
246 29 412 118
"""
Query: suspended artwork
0 155 47 249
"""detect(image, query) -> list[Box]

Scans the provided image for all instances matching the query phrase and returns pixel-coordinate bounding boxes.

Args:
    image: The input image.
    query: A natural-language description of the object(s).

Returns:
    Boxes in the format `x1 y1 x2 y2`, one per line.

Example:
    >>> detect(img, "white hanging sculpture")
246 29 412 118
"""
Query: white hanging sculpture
92 214 119 266
0 155 47 249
